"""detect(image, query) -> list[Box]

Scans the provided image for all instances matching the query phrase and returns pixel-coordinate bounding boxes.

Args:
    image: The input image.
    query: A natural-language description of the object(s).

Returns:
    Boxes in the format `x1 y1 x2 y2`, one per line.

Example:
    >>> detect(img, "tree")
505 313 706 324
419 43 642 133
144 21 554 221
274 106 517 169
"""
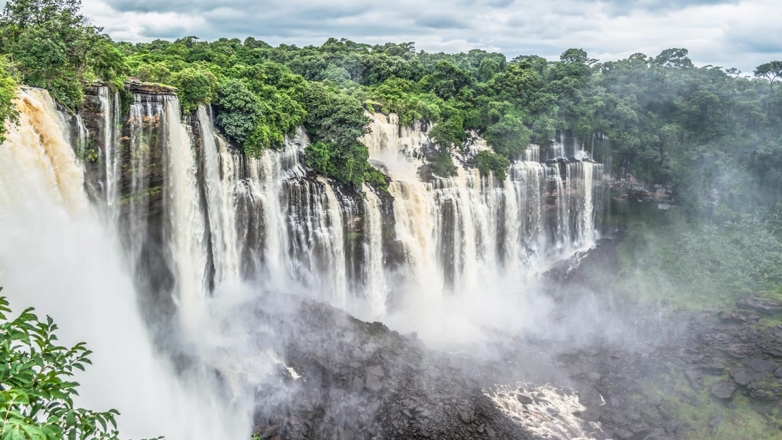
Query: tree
0 0 103 108
653 48 694 70
560 48 596 65
0 56 18 143
0 290 147 440
214 78 263 146
754 61 782 90
170 65 218 113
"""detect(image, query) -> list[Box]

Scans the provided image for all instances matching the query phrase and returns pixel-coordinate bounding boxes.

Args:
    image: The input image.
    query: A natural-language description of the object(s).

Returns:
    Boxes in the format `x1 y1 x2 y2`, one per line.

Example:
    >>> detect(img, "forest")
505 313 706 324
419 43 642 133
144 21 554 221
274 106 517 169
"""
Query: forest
0 0 781 213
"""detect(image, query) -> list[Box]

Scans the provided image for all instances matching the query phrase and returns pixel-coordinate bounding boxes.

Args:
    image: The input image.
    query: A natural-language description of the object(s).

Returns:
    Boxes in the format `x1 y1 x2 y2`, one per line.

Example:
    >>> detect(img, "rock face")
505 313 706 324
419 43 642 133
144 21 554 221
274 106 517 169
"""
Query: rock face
238 293 531 440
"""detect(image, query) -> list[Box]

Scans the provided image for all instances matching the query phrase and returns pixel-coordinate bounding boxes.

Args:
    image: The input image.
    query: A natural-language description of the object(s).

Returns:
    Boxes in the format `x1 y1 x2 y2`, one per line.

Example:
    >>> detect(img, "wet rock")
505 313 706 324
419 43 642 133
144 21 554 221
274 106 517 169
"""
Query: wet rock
748 380 782 401
719 310 747 324
516 394 533 405
700 360 726 374
710 380 737 400
729 368 752 387
575 406 604 422
684 369 705 390
125 79 178 95
365 373 383 392
458 411 472 424
367 365 384 377
329 388 346 401
736 295 782 315
746 358 779 373
750 403 774 415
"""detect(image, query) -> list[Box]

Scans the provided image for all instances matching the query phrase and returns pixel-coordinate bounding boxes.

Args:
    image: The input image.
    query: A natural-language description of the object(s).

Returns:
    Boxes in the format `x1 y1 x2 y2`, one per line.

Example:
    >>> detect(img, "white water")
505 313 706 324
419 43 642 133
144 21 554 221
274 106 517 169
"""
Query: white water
362 184 388 317
165 98 209 329
486 383 605 439
98 86 120 216
198 106 241 287
0 89 250 440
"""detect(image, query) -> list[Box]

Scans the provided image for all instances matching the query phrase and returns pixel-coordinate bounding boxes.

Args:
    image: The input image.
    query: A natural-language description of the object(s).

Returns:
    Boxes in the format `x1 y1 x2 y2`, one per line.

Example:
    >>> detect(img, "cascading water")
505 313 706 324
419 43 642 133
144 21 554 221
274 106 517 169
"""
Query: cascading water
2 84 609 436
98 86 121 216
164 98 210 327
197 106 240 287
361 114 607 296
362 184 388 317
0 88 250 440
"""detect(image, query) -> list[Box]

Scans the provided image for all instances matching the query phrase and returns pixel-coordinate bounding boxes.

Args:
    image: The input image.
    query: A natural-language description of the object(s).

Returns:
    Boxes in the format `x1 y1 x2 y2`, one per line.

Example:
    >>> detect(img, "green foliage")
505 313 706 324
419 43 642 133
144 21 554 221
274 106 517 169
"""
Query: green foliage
754 61 782 89
0 0 123 109
169 65 218 113
364 166 388 191
214 78 262 146
0 289 147 440
304 140 369 188
427 116 464 177
299 83 371 186
473 150 510 181
3 1 781 215
483 111 530 158
0 56 18 143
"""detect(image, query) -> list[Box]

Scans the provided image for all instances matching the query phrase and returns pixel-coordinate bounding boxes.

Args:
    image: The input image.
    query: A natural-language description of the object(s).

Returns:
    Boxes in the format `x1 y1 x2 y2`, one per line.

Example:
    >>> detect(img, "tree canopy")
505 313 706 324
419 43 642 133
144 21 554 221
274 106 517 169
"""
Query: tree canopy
1 0 781 209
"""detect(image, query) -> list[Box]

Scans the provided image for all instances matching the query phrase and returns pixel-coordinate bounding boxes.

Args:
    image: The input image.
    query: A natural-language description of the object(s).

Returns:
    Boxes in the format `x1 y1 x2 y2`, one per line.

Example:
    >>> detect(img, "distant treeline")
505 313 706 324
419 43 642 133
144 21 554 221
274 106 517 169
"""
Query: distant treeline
2 0 782 219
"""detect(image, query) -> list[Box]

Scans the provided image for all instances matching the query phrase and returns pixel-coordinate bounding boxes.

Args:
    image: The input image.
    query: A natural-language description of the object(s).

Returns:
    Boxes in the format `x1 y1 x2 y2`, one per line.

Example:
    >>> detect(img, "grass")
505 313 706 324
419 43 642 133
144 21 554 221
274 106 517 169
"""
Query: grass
641 368 782 440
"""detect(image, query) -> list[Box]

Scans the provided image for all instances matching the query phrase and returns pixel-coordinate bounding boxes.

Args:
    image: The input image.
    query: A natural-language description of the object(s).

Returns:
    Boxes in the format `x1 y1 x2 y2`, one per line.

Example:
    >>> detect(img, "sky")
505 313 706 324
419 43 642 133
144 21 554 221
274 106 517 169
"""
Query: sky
75 0 781 73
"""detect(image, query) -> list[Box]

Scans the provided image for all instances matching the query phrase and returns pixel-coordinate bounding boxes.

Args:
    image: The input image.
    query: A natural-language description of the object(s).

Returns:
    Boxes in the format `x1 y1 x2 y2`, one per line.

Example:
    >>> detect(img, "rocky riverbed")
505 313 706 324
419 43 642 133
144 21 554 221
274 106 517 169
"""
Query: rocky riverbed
240 237 782 440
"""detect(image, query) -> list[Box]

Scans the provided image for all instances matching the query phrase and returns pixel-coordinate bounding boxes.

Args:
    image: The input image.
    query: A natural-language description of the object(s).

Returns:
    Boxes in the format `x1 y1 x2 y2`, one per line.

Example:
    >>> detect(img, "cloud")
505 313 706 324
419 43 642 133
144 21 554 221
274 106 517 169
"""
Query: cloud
76 0 782 72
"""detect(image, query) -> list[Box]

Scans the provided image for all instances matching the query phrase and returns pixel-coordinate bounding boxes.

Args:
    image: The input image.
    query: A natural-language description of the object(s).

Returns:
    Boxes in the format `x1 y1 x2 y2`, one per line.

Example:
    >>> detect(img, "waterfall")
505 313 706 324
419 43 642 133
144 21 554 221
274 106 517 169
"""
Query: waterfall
321 179 348 306
163 98 209 326
0 89 88 211
2 86 610 434
363 184 387 317
0 88 249 440
197 106 240 288
362 115 607 300
98 86 120 214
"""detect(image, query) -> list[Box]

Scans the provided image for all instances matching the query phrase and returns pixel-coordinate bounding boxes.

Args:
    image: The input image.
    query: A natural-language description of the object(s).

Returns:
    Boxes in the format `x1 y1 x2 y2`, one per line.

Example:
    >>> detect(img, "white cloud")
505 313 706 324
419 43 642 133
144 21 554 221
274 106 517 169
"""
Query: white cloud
77 0 782 72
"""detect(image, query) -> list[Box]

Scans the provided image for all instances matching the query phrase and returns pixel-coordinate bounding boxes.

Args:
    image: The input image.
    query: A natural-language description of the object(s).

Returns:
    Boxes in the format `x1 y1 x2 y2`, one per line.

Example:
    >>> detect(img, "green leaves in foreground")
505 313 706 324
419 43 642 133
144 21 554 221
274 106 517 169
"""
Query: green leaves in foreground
0 289 144 440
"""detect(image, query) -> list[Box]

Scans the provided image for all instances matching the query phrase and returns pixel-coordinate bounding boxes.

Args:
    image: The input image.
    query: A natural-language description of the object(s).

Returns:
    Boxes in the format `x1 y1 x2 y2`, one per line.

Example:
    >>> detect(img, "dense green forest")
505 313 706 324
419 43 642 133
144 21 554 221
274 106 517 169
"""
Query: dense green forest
2 0 782 305
2 0 782 213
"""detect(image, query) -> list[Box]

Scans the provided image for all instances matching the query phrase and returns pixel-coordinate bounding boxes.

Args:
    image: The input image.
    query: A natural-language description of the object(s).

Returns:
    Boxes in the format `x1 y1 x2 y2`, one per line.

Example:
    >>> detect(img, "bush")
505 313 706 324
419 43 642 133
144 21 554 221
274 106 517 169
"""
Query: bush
305 140 369 188
474 150 510 180
0 290 147 440
364 166 388 191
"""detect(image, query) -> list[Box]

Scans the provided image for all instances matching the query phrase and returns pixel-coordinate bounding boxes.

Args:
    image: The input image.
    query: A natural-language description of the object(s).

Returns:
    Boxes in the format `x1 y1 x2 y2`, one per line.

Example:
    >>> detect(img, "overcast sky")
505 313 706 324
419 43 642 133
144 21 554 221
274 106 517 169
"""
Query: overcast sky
75 0 780 73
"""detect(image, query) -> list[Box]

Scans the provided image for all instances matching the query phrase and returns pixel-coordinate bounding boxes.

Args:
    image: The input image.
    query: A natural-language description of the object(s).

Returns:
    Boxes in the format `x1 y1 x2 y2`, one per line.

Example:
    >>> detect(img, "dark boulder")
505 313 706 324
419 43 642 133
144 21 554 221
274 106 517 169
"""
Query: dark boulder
710 380 737 400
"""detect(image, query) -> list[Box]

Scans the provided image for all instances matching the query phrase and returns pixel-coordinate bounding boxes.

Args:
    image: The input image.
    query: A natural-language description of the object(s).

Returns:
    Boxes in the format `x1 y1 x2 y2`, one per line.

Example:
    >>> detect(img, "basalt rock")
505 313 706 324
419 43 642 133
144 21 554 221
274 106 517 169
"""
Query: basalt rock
736 295 782 316
710 380 737 400
241 292 531 440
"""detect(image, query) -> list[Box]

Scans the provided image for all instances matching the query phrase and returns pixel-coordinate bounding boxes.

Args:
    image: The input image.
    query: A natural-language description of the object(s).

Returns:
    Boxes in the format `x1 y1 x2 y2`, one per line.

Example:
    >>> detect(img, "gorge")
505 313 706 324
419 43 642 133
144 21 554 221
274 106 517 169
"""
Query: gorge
1 82 610 439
